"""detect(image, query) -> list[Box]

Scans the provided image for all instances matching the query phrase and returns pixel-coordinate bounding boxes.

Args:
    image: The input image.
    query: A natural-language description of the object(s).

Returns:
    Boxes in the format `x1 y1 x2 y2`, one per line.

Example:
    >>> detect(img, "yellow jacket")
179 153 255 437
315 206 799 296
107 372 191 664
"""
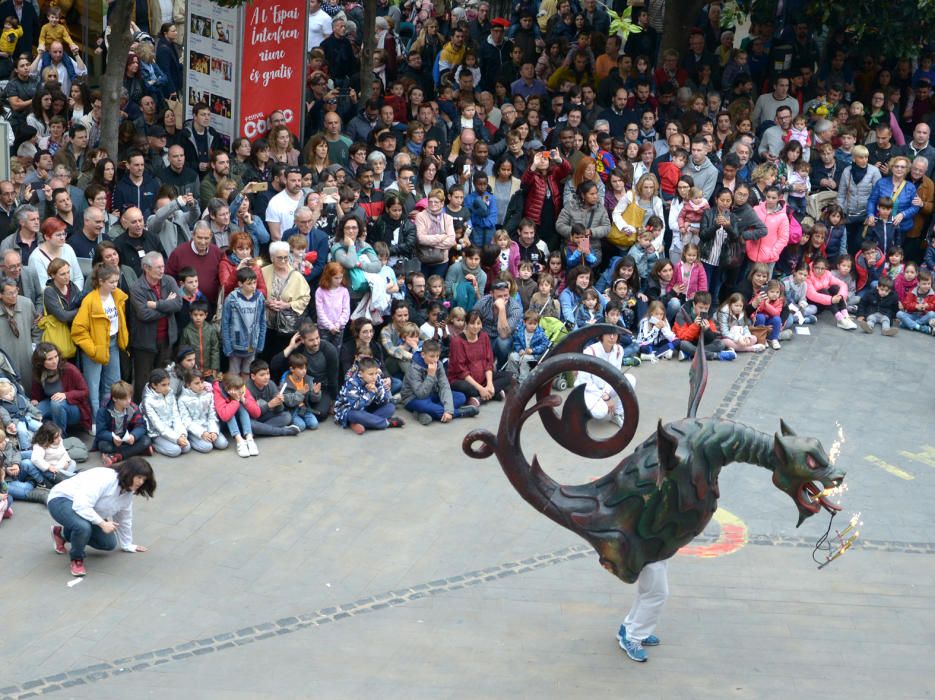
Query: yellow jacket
71 288 129 364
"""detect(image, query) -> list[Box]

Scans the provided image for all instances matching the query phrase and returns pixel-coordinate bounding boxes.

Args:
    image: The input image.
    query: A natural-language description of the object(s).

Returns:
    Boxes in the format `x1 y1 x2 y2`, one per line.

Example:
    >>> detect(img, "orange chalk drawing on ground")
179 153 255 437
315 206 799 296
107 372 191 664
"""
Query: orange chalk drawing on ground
678 508 748 558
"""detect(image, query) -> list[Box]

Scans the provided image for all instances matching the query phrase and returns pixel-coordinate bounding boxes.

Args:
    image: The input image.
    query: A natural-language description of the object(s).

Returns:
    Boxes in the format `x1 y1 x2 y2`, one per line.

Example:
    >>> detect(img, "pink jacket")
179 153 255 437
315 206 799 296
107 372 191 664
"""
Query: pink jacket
213 382 261 422
414 210 456 262
315 286 350 333
806 269 848 306
677 199 709 233
498 240 521 277
755 296 783 318
747 203 790 263
668 261 707 299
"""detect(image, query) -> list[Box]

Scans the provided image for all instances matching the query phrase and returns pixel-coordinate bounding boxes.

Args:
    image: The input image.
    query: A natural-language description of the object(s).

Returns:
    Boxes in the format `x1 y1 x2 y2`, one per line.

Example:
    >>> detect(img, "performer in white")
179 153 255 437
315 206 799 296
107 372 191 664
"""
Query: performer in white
574 330 637 428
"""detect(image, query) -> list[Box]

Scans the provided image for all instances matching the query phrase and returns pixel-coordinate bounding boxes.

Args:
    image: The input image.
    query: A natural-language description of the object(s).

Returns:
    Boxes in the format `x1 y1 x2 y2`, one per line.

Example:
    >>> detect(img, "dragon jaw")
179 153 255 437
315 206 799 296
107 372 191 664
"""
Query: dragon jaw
771 420 846 527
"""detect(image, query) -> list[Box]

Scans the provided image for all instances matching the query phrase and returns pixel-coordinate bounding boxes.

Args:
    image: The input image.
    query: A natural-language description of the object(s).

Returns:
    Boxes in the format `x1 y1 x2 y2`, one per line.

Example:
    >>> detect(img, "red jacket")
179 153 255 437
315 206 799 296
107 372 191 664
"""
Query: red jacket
854 249 885 291
754 296 783 318
218 255 268 297
521 159 571 224
448 332 494 384
902 288 935 312
31 361 91 431
212 382 261 422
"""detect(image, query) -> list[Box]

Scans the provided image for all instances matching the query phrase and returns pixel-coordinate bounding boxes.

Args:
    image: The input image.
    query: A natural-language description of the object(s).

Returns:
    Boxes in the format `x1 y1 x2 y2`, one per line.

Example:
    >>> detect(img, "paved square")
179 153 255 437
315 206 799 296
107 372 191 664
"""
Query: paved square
2 324 934 698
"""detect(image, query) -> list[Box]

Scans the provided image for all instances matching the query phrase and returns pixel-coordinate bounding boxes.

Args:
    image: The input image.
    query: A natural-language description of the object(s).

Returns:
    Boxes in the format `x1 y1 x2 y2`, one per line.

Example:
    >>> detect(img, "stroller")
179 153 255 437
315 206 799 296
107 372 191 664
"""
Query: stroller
538 316 577 391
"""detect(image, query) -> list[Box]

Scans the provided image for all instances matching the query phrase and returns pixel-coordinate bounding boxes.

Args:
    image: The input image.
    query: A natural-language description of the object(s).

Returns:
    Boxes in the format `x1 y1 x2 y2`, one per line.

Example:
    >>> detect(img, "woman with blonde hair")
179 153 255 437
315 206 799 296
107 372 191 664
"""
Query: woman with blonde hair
613 173 666 250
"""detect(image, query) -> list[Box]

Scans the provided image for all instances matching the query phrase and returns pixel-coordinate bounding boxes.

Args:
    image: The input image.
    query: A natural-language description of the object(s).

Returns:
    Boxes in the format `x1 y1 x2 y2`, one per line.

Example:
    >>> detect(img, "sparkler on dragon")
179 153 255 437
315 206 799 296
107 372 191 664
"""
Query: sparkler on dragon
463 324 848 584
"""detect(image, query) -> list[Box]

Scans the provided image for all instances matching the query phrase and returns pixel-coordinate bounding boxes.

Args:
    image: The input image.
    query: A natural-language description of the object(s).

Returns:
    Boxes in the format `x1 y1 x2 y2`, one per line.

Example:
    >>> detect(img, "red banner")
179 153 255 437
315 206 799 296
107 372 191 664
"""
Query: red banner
239 0 306 140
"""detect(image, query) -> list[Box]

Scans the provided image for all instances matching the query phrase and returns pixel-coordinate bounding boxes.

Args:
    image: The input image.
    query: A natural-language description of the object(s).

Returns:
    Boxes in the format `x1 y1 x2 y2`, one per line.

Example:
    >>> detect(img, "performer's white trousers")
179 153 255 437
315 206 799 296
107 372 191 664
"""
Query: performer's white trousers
623 560 669 642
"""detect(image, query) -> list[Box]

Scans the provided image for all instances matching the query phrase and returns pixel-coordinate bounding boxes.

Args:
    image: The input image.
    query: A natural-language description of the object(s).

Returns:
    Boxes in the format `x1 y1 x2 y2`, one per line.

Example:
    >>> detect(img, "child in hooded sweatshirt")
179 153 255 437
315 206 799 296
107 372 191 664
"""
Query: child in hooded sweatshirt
0 376 43 450
94 380 152 466
782 262 818 327
142 368 191 458
831 254 860 314
177 369 229 452
806 256 857 329
676 187 710 249
401 339 480 424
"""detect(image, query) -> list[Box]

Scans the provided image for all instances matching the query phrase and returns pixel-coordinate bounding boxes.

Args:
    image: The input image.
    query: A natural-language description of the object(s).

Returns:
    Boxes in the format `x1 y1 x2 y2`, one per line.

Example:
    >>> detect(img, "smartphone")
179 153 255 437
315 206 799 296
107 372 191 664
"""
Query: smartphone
579 237 591 253
462 164 471 176
251 181 269 192
698 312 708 321
550 148 560 160
322 186 339 198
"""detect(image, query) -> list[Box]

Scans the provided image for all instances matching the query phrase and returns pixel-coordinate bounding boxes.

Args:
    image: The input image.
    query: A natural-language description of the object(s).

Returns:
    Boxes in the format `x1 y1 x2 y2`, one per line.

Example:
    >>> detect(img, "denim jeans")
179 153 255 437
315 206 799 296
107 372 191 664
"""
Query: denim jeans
346 402 396 430
703 263 722 304
38 400 81 434
865 312 891 330
48 496 117 561
492 335 512 368
83 335 121 418
188 431 230 452
153 436 192 457
5 459 44 499
755 314 782 340
405 391 467 420
16 417 42 451
224 405 253 438
291 409 319 430
896 310 935 330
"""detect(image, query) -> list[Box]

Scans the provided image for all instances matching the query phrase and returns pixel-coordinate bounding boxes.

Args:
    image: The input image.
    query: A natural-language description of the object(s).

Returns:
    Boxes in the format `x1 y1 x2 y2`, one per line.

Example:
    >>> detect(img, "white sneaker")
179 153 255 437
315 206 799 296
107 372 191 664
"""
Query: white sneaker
660 349 674 360
639 353 658 363
770 339 781 350
246 436 259 456
843 317 858 330
837 318 853 330
751 344 766 352
612 414 624 428
236 440 250 458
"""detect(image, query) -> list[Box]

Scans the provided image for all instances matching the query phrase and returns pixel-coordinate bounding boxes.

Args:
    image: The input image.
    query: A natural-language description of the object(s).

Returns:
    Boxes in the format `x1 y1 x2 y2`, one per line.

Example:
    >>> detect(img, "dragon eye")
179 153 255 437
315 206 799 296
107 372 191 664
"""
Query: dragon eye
806 455 820 470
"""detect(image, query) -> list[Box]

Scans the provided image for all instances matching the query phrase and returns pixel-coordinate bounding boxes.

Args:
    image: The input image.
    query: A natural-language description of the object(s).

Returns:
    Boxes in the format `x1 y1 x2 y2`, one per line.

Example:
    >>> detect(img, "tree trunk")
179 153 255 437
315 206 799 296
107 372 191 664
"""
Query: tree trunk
100 0 134 160
660 0 707 55
357 0 377 105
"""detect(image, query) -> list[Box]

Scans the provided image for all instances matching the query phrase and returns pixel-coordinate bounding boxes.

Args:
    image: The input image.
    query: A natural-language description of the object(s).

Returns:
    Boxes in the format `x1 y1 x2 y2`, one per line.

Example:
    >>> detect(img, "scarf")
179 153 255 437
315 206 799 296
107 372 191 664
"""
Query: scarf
406 139 423 156
851 163 868 185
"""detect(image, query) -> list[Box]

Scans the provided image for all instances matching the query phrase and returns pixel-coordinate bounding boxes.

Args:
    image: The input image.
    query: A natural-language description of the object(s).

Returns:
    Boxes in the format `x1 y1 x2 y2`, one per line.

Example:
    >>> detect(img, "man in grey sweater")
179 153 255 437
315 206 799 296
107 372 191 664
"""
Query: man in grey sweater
758 106 794 163
751 75 799 129
685 137 720 200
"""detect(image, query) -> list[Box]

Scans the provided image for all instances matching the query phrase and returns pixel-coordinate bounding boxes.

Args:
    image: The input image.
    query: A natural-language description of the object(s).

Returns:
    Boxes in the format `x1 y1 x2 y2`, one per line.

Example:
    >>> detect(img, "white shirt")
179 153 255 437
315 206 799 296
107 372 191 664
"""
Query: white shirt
28 243 85 290
102 292 119 336
265 190 302 237
48 467 136 550
307 9 332 50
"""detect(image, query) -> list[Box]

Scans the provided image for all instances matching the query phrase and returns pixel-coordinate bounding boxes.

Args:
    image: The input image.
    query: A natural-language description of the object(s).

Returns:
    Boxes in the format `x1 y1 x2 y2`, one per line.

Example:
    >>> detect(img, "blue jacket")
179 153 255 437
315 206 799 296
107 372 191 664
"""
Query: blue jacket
867 177 919 236
865 219 898 254
221 289 267 356
559 286 606 324
93 400 147 452
574 304 604 330
465 191 498 230
113 173 160 217
511 324 550 356
825 224 848 260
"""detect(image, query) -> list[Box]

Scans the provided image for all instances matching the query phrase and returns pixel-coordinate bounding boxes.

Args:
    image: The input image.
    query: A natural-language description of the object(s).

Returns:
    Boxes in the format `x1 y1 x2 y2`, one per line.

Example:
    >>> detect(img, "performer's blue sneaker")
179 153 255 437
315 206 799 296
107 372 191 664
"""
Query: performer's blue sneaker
617 625 660 647
616 626 647 662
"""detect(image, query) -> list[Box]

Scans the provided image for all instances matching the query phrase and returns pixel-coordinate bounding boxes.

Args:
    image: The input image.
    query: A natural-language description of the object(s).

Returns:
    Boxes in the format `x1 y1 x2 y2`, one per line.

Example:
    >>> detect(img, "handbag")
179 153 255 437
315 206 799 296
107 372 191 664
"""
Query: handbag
724 235 745 269
267 270 300 334
37 304 76 359
806 190 837 220
348 244 377 294
609 196 644 248
749 326 770 345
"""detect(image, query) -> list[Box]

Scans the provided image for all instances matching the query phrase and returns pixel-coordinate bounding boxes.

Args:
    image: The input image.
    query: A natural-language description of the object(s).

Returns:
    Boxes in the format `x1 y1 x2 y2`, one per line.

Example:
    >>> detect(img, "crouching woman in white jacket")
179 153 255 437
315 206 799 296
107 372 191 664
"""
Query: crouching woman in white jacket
573 329 638 427
48 458 156 577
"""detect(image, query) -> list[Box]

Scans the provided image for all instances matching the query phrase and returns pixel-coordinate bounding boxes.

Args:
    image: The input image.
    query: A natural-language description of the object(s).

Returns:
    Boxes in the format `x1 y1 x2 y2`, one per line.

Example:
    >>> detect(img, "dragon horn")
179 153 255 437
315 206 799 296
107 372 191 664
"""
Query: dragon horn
779 419 797 437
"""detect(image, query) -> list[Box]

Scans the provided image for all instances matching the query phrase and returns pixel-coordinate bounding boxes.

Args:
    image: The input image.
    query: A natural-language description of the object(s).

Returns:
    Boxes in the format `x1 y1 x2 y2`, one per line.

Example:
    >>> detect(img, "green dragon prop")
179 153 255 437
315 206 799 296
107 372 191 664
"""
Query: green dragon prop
463 325 845 583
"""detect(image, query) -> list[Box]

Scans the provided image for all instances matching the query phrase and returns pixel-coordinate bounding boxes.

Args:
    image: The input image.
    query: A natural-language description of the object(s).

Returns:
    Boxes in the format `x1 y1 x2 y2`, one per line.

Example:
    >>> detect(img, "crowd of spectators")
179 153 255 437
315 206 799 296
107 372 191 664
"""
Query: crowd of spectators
4 0 935 525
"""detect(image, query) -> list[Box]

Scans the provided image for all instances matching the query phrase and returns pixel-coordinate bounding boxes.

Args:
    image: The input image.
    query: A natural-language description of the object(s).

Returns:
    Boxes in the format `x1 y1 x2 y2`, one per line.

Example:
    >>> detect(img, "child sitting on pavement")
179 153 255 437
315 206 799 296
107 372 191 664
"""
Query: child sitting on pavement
0 376 43 450
782 262 818 327
142 368 191 458
856 276 899 335
281 353 321 431
246 360 302 437
334 357 406 434
672 291 736 361
402 339 480 425
177 369 229 453
897 269 935 334
212 373 261 458
31 421 77 484
94 380 153 466
506 310 550 380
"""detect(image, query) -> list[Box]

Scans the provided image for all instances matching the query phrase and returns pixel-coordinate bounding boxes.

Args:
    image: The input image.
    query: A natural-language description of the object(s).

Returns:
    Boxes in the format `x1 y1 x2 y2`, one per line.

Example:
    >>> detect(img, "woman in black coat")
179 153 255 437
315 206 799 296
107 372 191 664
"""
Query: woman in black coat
369 193 418 266
699 187 741 304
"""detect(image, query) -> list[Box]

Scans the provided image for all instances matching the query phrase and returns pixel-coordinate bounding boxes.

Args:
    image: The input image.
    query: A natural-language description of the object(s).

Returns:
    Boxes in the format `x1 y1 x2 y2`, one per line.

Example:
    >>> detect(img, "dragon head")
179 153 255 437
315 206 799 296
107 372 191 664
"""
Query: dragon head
771 420 846 527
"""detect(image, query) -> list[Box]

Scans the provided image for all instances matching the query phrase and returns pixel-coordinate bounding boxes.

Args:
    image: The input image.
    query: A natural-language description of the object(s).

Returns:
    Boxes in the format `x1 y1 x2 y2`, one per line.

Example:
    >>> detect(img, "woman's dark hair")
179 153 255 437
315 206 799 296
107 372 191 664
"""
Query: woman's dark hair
612 255 642 293
390 298 409 318
568 264 592 293
31 89 53 122
383 191 404 212
779 140 802 164
650 258 673 281
92 240 120 266
248 138 270 170
148 368 170 385
576 180 598 202
31 341 61 381
31 420 61 447
763 184 782 198
349 316 374 339
465 310 483 326
336 214 364 239
115 456 157 498
92 158 116 186
674 174 695 202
